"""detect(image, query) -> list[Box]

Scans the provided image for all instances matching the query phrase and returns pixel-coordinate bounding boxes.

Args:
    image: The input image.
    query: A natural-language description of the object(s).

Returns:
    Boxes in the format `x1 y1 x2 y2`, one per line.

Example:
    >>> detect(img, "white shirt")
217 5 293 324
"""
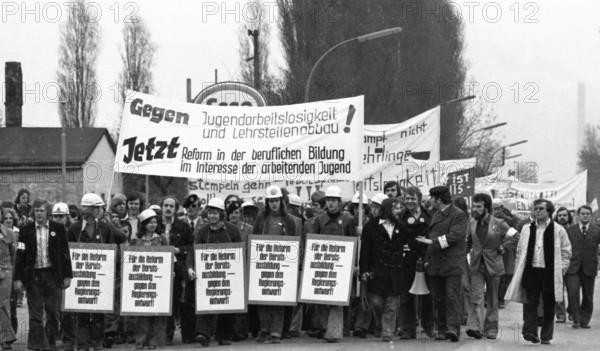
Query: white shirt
532 218 550 268
35 221 52 269
379 219 394 239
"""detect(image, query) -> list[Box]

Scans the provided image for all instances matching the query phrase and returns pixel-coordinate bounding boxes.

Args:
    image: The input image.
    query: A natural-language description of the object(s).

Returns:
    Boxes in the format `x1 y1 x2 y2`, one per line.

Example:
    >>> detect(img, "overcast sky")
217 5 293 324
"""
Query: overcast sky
1 1 599 182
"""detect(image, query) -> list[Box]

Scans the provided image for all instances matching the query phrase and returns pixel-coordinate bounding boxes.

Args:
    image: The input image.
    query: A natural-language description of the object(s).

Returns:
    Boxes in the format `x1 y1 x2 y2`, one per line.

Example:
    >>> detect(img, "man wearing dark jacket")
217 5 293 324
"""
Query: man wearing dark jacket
360 197 409 342
14 199 73 351
416 186 468 342
67 193 127 351
398 186 435 339
157 196 195 345
565 205 600 329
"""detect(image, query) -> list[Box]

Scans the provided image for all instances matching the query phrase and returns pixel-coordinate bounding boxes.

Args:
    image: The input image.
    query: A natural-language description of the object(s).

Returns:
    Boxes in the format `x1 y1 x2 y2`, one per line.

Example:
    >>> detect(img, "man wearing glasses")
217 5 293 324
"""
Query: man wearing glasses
506 199 571 345
564 205 600 329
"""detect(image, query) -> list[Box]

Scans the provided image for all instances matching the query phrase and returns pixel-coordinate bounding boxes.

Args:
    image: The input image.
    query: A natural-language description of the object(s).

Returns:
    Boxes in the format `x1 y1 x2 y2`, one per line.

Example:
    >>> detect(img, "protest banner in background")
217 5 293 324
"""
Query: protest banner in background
120 246 174 316
447 162 476 207
63 243 116 313
247 235 300 306
115 91 364 183
298 235 357 306
476 170 587 211
188 106 441 204
194 242 246 314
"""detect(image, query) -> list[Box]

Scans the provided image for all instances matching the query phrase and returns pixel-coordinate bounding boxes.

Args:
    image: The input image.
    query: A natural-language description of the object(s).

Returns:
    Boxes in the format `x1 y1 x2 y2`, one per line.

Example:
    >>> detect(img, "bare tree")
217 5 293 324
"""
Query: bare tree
56 0 101 127
119 18 157 102
456 96 505 176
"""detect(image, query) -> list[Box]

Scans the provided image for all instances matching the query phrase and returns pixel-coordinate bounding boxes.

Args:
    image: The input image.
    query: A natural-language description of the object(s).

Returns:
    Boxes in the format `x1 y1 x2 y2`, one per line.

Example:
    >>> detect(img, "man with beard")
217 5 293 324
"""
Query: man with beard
158 196 195 345
465 193 518 340
416 186 468 342
554 206 574 323
313 186 356 342
397 186 435 339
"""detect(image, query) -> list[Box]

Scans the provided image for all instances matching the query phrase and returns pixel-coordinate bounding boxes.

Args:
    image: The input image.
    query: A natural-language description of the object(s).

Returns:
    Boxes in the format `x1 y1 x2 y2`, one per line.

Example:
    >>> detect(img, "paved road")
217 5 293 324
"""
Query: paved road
11 277 600 350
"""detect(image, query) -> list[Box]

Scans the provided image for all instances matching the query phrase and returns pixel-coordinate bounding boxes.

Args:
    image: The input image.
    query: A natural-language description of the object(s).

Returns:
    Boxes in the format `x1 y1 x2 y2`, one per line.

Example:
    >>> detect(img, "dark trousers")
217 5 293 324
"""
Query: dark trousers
498 273 513 303
523 271 555 341
61 312 75 349
195 314 234 341
258 306 284 336
400 292 434 335
134 316 166 347
166 275 196 342
25 268 62 350
9 287 17 333
76 313 105 349
429 275 462 336
565 269 595 325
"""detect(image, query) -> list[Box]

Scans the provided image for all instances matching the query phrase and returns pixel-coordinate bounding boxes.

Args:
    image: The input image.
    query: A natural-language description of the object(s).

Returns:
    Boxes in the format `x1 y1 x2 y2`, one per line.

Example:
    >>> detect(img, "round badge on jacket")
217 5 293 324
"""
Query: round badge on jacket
419 218 424 223
50 231 56 236
407 217 415 224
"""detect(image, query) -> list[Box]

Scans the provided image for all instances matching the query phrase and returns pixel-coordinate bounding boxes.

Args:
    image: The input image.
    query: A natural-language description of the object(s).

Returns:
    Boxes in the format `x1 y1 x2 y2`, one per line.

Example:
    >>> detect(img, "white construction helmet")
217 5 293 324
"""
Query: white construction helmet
241 201 258 209
351 192 369 204
287 194 302 207
139 209 157 223
492 198 503 208
325 186 342 198
206 198 225 211
52 202 69 215
265 185 283 199
81 193 105 207
371 193 388 206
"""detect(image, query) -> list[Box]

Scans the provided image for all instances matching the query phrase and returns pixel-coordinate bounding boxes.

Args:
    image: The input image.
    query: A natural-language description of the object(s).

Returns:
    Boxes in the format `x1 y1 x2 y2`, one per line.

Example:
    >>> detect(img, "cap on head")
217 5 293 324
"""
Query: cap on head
139 209 157 223
352 192 369 204
311 191 326 203
429 186 450 198
81 193 105 207
287 194 302 207
149 204 161 211
52 202 69 215
371 193 388 206
207 198 225 211
265 185 283 199
492 198 503 208
325 186 342 198
183 194 199 208
241 201 258 209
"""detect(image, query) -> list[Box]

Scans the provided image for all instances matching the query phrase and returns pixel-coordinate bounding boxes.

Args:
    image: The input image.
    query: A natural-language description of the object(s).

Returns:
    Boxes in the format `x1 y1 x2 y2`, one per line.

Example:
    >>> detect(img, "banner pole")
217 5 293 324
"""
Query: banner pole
356 180 364 297
106 165 116 211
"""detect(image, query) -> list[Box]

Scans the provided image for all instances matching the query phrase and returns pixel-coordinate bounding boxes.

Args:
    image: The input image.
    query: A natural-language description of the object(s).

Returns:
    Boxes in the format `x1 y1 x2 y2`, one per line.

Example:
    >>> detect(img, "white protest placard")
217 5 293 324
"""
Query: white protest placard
476 170 587 211
298 235 357 306
120 246 174 316
187 106 441 204
194 242 246 314
62 243 116 313
247 235 300 306
115 91 364 183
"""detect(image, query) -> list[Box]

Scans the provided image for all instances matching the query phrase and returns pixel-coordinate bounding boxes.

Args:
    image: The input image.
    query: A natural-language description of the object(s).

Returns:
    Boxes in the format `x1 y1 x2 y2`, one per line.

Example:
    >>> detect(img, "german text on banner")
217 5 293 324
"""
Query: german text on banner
120 246 174 316
115 91 364 182
247 235 300 306
194 243 246 314
187 106 440 204
476 170 587 211
298 235 357 306
63 243 117 313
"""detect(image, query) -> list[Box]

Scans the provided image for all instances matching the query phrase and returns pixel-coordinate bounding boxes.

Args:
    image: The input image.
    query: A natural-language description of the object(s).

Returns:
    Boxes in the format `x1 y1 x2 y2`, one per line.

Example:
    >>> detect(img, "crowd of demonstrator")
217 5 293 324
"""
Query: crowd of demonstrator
0 182 598 349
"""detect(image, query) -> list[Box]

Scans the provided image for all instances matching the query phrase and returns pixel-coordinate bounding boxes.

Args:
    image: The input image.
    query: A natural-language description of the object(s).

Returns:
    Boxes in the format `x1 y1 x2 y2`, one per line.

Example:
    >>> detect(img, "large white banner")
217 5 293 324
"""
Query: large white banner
476 170 587 211
115 91 364 182
188 107 441 204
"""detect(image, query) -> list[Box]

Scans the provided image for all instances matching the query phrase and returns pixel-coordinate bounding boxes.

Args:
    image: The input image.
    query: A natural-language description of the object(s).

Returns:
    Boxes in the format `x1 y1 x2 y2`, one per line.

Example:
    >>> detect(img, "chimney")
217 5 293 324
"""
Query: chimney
5 62 23 128
577 83 585 151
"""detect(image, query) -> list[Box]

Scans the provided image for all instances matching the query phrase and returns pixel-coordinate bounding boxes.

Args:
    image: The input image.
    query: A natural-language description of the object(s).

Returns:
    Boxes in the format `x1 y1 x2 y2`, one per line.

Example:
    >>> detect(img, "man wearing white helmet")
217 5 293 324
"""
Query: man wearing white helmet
252 185 297 344
14 199 72 351
67 193 127 351
312 186 356 343
51 203 70 227
187 197 241 347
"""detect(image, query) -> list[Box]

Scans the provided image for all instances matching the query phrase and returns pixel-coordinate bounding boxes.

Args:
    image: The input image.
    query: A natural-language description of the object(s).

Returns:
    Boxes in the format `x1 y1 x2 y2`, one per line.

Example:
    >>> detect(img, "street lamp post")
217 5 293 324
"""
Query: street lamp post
304 27 403 103
493 139 527 166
